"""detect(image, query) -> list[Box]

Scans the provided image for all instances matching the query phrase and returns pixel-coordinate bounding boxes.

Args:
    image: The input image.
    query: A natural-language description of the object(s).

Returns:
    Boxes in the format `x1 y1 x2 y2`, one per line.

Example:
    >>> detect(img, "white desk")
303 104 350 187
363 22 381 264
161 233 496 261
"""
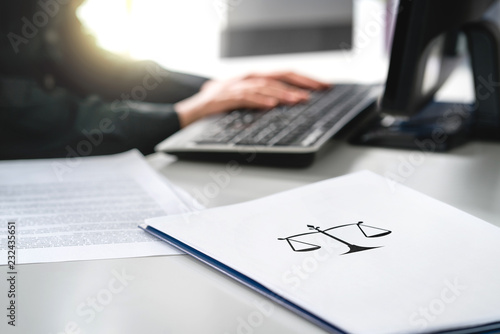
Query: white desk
4 139 500 334
156 140 500 228
4 1 500 333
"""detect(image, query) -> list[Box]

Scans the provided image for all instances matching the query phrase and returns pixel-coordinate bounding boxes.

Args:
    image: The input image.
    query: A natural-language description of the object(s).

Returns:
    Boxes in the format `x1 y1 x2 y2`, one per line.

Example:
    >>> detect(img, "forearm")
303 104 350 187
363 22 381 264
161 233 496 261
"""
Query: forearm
0 79 181 159
71 98 182 156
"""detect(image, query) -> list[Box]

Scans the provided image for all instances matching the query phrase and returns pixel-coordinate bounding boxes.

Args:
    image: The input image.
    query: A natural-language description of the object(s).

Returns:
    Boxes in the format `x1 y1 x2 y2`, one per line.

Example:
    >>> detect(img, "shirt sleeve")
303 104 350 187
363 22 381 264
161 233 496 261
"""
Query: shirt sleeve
0 77 184 160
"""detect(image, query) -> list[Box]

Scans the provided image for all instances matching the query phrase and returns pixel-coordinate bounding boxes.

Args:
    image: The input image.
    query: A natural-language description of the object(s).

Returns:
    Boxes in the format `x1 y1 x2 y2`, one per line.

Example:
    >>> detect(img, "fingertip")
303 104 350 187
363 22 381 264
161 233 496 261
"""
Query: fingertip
265 97 279 108
311 83 331 91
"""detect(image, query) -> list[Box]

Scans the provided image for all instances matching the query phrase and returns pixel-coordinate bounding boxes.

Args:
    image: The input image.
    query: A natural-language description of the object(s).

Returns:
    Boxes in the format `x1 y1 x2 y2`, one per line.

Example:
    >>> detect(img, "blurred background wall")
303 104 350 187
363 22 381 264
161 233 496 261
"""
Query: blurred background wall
78 0 354 60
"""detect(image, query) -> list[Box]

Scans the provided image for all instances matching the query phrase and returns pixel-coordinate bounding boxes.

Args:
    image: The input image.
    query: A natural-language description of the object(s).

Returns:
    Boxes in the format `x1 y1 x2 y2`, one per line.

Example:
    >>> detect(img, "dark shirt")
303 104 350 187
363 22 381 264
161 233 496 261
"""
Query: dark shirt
0 1 207 159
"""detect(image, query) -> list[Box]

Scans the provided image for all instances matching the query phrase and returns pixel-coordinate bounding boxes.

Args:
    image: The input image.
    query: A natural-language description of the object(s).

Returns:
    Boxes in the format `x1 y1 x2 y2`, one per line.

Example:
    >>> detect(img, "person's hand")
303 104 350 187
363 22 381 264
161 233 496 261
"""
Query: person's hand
174 71 330 128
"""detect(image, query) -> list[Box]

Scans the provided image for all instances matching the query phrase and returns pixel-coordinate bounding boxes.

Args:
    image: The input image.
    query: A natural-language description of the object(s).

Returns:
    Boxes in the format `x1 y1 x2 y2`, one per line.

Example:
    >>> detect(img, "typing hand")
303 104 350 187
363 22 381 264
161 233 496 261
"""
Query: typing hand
174 71 330 128
242 71 331 91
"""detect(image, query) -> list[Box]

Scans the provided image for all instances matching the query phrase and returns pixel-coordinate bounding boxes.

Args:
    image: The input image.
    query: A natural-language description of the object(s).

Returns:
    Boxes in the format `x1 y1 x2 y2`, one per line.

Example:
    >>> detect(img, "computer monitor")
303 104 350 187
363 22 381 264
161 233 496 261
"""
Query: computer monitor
352 0 500 150
220 0 353 57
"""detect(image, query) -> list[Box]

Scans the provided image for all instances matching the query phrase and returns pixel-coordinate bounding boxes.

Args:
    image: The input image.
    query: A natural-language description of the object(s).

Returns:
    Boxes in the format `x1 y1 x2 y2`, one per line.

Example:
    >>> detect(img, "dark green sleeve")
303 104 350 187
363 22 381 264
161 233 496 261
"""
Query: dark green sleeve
0 78 182 160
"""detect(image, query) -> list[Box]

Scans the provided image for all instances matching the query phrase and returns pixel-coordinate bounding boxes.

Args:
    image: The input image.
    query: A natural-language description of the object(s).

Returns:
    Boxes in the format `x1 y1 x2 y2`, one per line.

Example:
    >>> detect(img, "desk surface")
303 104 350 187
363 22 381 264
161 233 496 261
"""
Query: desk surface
3 139 500 334
156 140 500 228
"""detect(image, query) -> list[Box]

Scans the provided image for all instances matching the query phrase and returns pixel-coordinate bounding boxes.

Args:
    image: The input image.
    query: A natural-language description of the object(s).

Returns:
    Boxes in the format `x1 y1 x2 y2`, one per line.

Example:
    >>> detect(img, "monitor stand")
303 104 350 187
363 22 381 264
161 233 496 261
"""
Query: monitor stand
350 102 474 152
350 20 500 152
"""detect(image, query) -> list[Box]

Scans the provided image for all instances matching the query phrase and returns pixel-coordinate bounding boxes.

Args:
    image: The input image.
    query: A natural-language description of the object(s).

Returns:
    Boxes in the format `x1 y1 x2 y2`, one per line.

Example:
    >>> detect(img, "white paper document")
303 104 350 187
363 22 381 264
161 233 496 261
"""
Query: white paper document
0 150 195 265
144 171 500 334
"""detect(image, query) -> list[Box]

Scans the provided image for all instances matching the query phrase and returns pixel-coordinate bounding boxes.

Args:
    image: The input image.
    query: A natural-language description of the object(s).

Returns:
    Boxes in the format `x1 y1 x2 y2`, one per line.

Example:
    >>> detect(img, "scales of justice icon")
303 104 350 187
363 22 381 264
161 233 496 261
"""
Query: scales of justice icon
278 221 392 255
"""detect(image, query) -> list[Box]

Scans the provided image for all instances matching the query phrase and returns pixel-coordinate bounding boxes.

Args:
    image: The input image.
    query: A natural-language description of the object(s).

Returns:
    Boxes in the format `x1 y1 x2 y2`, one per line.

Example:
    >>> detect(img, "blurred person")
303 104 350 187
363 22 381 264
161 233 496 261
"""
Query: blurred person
0 0 329 160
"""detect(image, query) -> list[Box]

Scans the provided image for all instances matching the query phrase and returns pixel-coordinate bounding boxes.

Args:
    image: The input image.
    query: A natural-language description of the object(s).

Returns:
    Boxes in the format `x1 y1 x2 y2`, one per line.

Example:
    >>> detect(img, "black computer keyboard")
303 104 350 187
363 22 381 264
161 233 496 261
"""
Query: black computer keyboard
156 83 382 167
195 84 377 148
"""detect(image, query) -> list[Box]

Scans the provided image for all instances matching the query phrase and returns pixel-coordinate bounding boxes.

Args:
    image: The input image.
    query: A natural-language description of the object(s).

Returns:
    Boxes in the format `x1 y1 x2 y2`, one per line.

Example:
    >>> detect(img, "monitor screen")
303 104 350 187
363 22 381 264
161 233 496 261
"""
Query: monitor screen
220 0 353 57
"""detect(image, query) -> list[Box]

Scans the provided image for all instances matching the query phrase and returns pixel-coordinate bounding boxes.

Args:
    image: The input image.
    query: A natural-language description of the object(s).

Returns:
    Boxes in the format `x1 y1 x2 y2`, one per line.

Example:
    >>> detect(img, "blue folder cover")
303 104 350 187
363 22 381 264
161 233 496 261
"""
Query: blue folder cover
140 224 500 334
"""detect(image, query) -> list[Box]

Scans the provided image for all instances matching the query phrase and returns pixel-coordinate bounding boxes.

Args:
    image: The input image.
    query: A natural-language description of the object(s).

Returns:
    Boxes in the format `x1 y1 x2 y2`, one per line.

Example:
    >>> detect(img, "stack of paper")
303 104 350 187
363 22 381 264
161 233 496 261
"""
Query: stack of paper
142 171 500 334
0 150 195 264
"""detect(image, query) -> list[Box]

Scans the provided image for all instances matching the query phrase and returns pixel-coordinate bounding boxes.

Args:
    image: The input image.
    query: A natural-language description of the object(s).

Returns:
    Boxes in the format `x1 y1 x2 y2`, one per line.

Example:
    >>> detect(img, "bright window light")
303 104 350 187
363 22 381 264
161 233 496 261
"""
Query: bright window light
77 0 221 72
